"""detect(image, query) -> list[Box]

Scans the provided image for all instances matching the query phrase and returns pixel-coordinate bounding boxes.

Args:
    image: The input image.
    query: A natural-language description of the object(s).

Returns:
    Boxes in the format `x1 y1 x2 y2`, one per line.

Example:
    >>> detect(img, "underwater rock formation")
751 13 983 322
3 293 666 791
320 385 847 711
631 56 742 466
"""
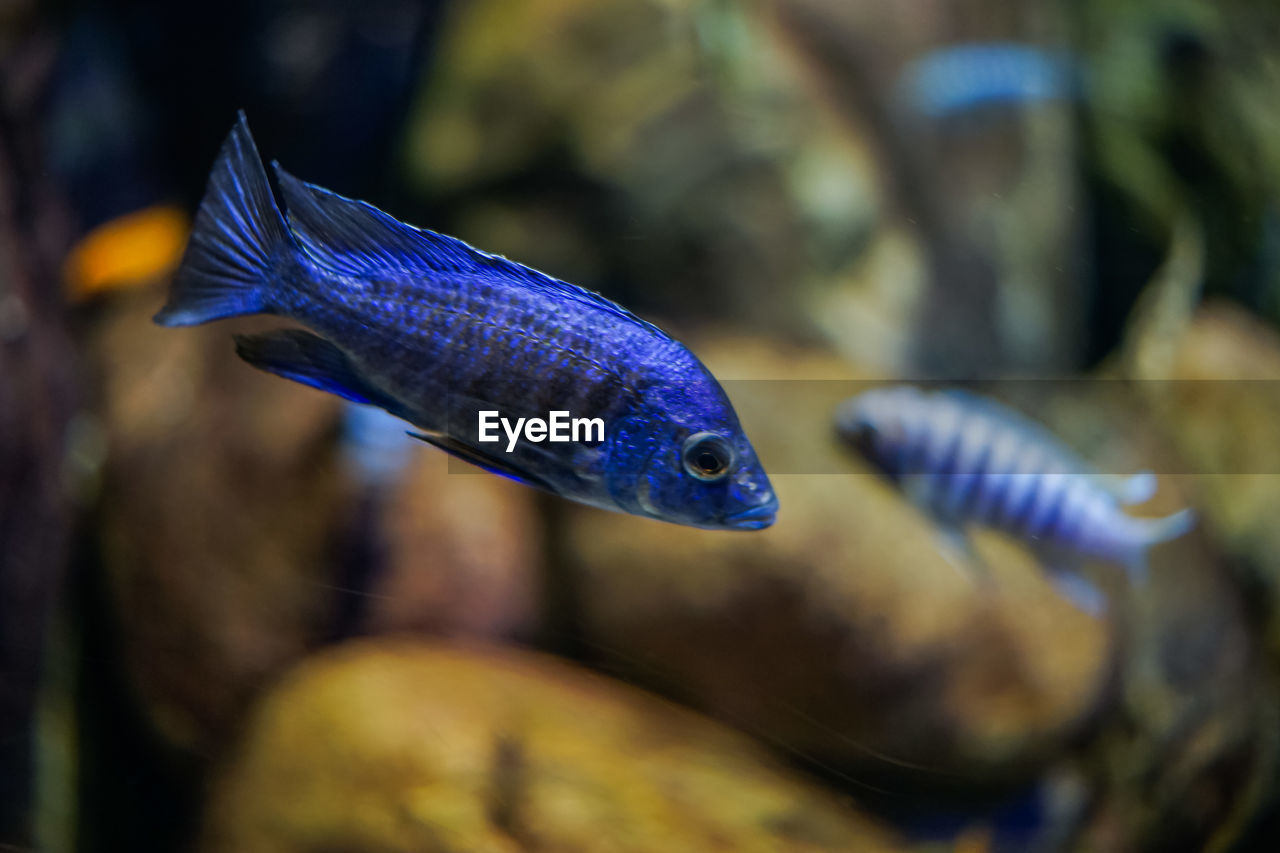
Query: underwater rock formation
200 639 907 853
1147 301 1280 658
560 334 1275 848
356 446 544 641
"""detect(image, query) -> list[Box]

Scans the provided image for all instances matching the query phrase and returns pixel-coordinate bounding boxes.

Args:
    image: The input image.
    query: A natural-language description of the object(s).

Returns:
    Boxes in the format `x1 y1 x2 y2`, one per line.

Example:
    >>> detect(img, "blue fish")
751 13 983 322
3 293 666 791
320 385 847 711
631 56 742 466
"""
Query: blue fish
898 43 1080 119
154 115 777 530
836 386 1194 612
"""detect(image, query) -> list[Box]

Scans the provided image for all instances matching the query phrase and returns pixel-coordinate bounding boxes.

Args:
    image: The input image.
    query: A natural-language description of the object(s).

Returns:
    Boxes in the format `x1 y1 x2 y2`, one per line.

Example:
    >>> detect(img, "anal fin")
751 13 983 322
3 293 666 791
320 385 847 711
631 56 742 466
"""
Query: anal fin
1034 545 1110 617
1048 571 1109 618
934 523 992 584
234 329 396 410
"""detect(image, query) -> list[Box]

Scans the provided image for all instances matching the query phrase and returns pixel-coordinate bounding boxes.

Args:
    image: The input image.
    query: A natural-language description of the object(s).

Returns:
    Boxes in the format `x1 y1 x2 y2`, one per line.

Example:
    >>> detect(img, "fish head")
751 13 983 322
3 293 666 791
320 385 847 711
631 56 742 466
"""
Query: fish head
834 387 917 479
608 407 777 531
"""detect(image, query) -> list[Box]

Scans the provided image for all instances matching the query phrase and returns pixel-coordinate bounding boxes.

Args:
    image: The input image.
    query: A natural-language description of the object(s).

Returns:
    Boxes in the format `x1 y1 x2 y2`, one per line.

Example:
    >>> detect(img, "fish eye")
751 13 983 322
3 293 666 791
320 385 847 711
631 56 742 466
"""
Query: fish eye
844 421 879 455
682 432 734 482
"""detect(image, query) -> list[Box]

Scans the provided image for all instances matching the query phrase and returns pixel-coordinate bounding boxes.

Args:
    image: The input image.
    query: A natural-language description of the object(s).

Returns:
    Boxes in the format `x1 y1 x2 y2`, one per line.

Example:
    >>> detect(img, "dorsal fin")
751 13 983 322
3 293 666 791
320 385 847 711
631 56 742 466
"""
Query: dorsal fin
271 164 664 334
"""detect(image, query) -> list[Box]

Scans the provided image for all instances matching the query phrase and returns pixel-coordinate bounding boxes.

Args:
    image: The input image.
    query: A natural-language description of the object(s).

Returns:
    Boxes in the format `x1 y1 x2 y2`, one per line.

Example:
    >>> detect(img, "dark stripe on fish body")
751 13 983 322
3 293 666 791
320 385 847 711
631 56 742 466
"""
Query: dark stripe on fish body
989 438 1033 525
997 461 1037 530
899 408 931 478
953 412 994 514
1051 482 1089 546
953 418 996 520
1008 455 1048 533
1016 472 1050 539
928 412 981 518
932 407 966 477
1027 475 1068 542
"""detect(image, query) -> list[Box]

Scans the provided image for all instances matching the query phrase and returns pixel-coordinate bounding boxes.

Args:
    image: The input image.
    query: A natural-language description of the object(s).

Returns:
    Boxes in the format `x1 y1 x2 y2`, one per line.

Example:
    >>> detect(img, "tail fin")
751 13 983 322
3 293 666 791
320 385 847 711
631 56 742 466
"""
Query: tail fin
153 112 292 326
1121 508 1195 585
1142 507 1196 545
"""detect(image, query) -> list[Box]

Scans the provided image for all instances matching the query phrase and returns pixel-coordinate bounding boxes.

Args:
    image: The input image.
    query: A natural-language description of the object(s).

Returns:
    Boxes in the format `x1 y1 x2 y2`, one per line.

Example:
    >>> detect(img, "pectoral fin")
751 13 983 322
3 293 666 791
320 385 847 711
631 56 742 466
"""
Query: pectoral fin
406 430 555 492
1033 545 1110 617
1047 571 1108 617
933 523 991 584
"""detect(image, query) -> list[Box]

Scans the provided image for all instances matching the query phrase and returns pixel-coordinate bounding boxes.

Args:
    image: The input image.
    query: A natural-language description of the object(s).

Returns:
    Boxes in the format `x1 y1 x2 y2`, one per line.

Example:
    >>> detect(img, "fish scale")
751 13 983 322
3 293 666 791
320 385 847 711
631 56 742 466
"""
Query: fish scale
153 113 776 530
299 268 650 435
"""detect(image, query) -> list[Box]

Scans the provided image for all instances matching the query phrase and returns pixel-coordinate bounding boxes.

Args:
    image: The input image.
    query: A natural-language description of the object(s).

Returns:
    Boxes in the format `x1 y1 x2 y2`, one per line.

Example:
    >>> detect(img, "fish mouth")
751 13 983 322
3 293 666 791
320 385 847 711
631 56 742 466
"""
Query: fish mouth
725 500 778 530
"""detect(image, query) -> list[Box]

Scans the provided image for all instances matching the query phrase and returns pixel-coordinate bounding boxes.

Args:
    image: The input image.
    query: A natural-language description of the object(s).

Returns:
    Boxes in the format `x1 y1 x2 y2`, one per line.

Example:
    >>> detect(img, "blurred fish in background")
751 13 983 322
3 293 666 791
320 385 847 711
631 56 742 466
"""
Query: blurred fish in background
834 385 1195 615
6 0 1280 851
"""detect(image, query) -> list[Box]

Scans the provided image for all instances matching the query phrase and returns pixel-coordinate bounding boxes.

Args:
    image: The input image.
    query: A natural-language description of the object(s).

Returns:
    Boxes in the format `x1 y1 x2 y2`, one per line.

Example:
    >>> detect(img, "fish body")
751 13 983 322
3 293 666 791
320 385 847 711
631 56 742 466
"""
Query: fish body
835 386 1193 572
154 114 776 530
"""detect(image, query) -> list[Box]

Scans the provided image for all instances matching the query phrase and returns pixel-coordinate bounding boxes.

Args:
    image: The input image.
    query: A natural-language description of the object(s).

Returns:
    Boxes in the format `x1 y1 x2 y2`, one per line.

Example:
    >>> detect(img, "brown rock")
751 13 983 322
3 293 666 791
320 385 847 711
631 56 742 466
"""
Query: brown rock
200 639 907 853
1139 299 1280 653
560 333 1275 846
359 449 544 640
1070 298 1280 849
560 335 1113 781
403 0 856 337
1159 302 1280 581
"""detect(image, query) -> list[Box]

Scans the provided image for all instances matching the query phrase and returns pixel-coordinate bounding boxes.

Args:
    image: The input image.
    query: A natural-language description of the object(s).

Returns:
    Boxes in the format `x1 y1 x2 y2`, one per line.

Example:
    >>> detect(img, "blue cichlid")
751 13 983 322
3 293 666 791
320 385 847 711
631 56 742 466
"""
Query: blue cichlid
836 386 1194 608
154 114 777 530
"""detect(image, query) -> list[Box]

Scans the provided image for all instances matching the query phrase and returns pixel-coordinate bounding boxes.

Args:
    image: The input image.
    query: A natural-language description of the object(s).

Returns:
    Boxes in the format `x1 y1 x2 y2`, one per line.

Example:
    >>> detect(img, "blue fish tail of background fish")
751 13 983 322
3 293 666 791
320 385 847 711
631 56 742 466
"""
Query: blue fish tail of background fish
153 111 292 326
1124 507 1197 583
1140 507 1196 546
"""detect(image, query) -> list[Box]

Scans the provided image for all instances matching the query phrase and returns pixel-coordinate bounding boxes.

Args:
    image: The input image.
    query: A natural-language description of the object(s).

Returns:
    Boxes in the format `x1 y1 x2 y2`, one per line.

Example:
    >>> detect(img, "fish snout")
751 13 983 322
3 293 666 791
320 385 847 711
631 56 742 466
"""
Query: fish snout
725 496 778 530
726 472 778 529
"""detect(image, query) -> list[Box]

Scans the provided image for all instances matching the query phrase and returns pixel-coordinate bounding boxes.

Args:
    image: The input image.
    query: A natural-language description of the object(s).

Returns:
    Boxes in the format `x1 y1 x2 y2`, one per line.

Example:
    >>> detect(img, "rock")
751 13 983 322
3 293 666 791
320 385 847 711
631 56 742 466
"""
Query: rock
356 446 544 640
1155 301 1280 600
559 333 1277 848
402 0 873 337
773 0 1086 373
200 639 908 853
558 335 1114 782
1077 298 1280 849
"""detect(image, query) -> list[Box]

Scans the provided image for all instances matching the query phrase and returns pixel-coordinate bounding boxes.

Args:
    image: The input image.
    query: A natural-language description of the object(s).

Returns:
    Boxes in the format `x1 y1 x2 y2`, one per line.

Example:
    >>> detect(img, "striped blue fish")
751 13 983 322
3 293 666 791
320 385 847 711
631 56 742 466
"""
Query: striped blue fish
835 386 1194 612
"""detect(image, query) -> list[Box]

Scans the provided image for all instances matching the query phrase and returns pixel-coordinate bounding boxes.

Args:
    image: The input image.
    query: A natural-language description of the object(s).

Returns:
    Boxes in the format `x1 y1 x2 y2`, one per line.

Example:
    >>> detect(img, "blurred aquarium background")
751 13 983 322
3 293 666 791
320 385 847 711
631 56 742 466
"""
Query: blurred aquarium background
6 0 1280 850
